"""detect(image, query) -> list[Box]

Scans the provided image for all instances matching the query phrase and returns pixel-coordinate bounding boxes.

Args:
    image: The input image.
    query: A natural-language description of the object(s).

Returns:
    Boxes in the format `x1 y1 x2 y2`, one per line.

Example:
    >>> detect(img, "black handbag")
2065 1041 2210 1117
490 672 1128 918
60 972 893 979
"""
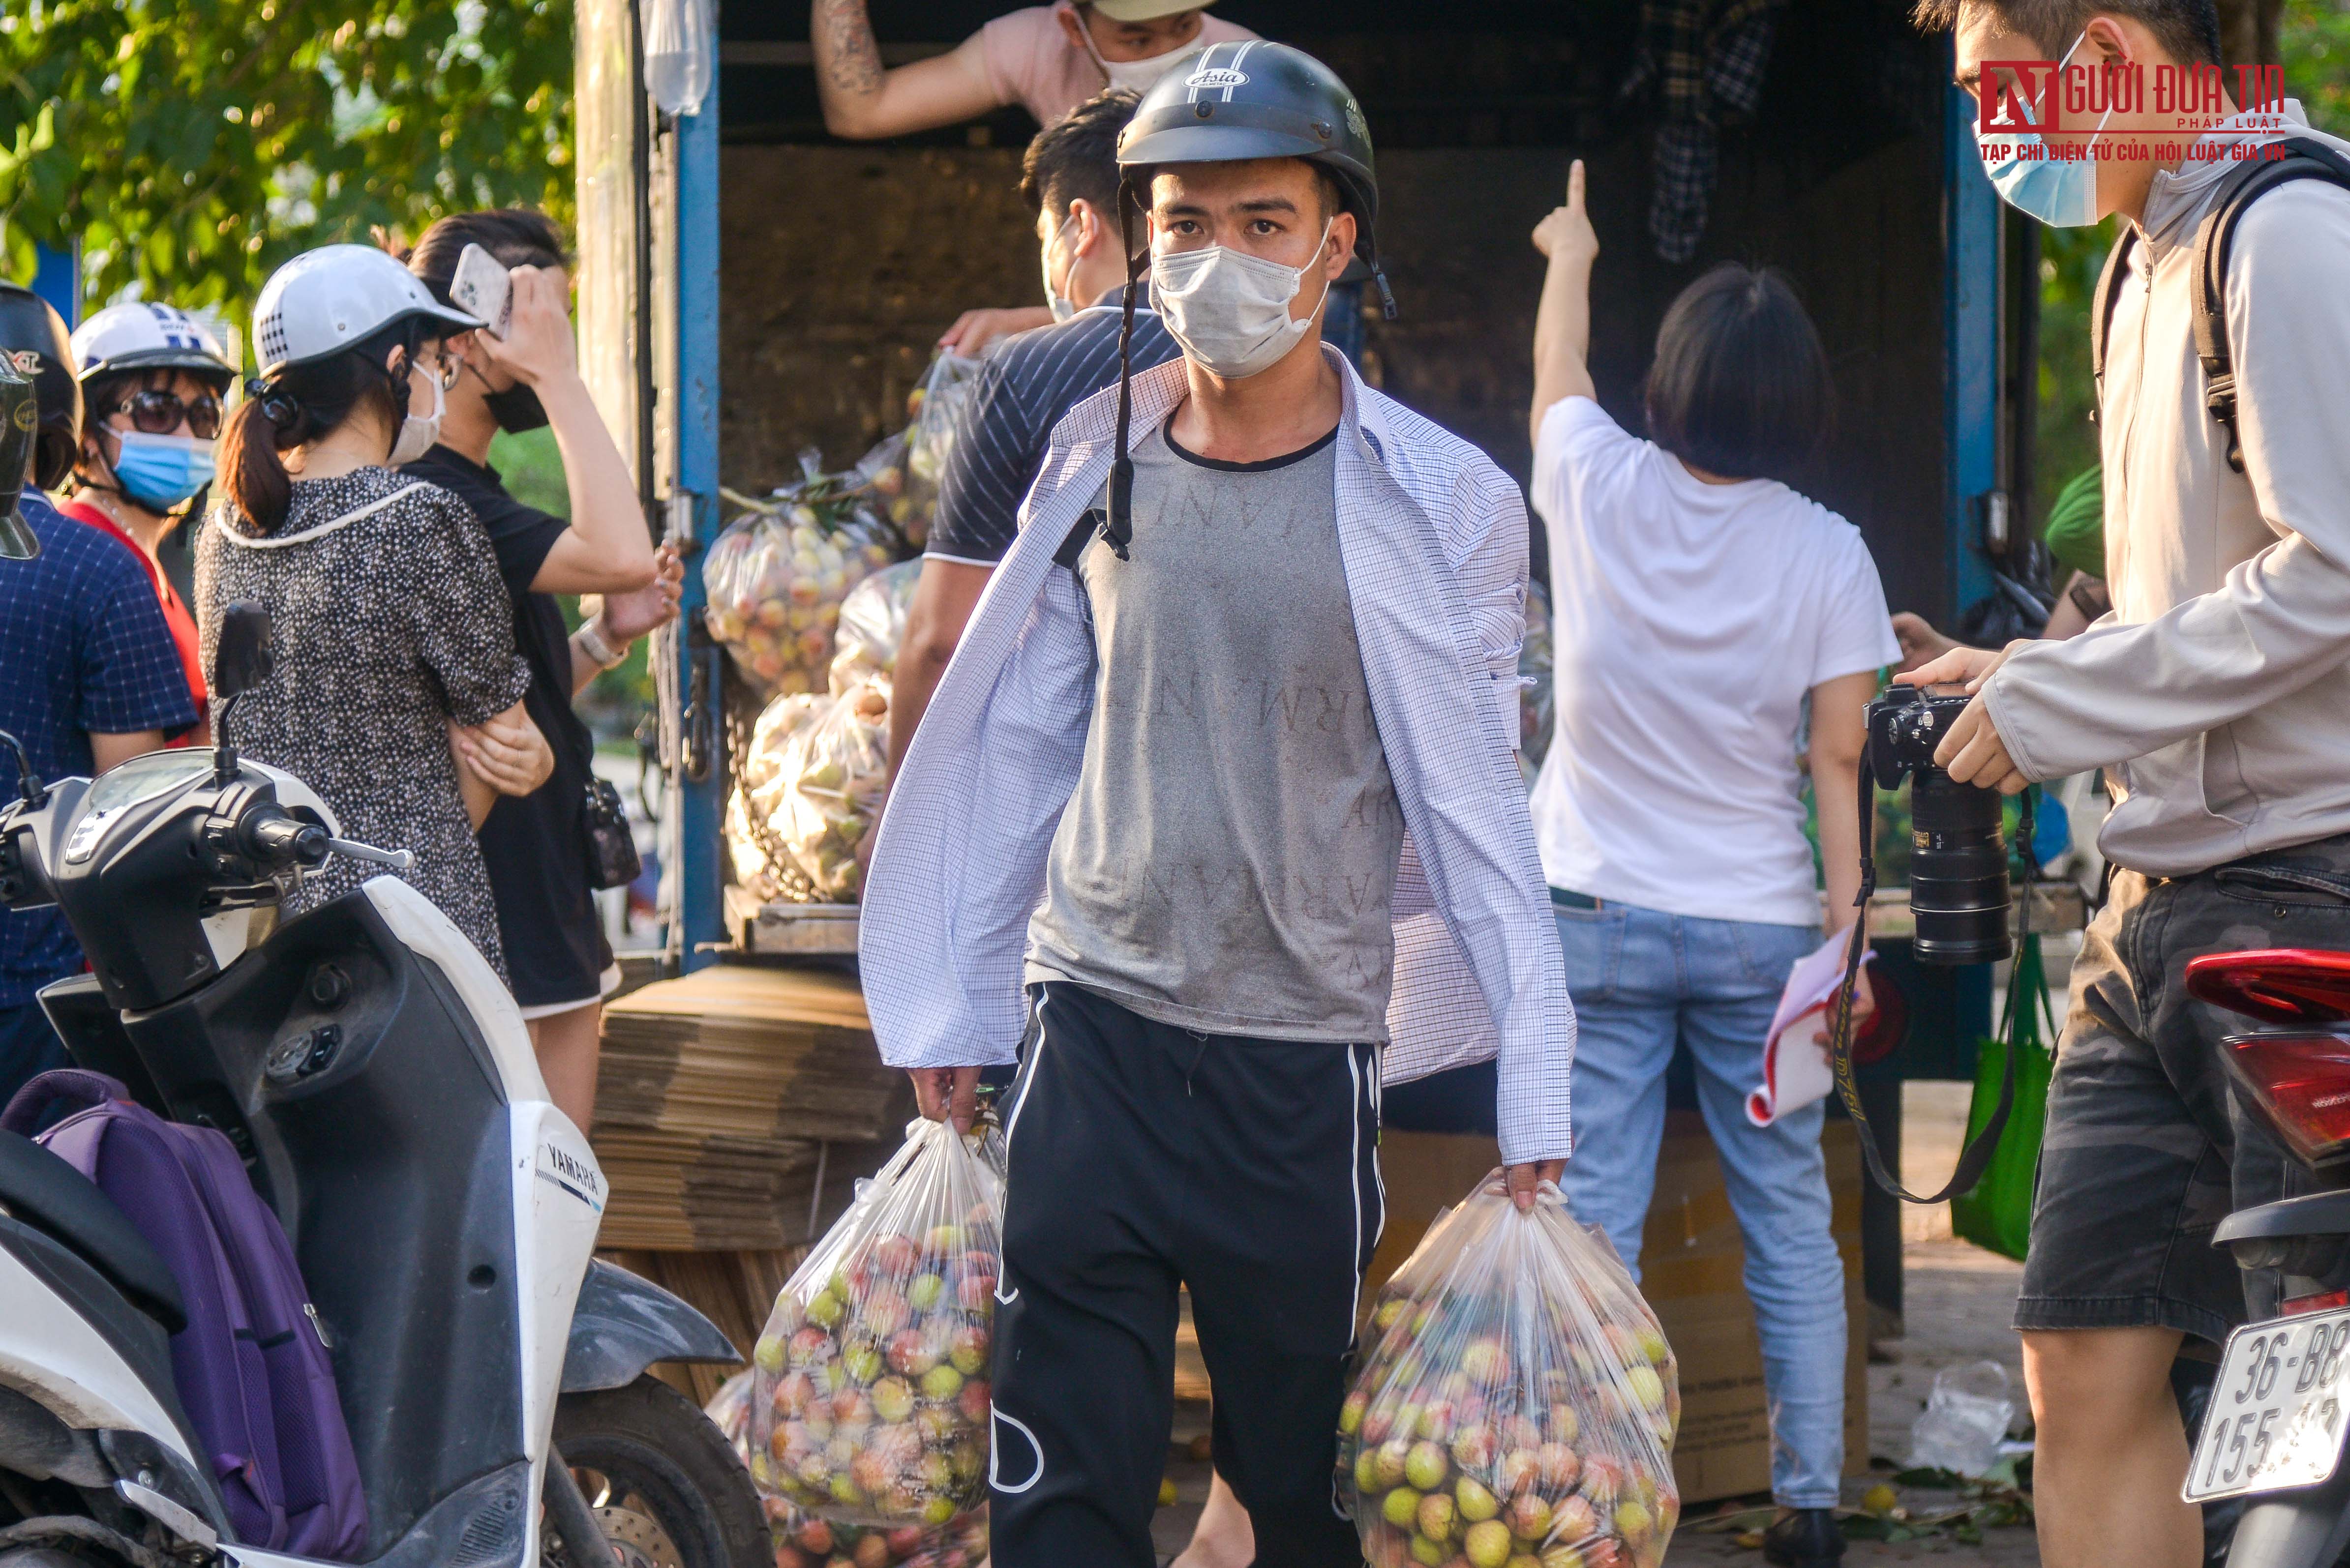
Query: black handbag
573 721 642 890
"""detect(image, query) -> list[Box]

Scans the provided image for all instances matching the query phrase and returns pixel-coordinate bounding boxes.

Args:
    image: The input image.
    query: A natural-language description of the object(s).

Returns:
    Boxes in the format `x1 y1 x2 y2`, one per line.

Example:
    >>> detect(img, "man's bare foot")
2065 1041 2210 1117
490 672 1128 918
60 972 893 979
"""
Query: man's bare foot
1171 1470 1253 1568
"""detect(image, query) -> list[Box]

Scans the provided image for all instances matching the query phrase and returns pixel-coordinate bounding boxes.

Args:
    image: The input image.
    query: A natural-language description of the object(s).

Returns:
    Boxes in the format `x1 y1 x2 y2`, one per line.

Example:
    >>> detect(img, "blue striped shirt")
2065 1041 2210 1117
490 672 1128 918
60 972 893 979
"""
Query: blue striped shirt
926 299 1179 566
1 492 199 1005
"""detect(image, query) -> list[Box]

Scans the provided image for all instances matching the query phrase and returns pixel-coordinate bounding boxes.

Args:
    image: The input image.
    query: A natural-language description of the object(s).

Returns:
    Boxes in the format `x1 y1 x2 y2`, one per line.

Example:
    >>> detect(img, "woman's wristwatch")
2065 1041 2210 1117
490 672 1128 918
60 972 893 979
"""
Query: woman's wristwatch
574 615 630 671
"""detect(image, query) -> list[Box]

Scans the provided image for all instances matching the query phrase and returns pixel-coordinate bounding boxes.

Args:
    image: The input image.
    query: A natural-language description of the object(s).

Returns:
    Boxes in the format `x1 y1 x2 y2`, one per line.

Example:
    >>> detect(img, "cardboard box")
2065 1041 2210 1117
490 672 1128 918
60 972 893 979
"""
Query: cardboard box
1366 1115 1868 1505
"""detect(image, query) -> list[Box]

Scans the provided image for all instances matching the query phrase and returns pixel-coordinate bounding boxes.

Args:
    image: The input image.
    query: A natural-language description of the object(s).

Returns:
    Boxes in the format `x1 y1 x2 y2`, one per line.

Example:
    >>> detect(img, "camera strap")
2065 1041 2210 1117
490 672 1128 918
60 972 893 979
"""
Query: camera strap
1825 762 2030 1206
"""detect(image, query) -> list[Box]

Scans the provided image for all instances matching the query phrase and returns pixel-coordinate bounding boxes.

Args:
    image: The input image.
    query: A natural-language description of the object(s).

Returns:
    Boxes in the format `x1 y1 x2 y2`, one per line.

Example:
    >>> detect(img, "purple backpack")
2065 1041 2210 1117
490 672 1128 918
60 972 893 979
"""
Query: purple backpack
2 1070 368 1559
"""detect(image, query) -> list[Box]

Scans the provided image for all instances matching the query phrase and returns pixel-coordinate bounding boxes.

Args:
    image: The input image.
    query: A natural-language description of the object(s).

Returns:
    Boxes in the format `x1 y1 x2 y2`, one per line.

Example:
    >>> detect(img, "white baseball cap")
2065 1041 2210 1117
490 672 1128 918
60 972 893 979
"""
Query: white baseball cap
251 244 481 378
71 302 237 388
1088 0 1218 22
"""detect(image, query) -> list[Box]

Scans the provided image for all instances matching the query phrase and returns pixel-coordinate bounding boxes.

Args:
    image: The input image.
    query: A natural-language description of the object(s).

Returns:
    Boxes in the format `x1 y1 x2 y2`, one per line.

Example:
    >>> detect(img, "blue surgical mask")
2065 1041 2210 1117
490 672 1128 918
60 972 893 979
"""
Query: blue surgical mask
110 430 216 512
1976 31 2113 228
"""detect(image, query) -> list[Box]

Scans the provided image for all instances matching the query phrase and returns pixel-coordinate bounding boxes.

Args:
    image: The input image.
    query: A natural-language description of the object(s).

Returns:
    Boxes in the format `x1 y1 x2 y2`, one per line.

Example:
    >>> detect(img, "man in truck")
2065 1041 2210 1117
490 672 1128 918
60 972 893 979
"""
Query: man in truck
810 0 1254 353
859 44 1575 1568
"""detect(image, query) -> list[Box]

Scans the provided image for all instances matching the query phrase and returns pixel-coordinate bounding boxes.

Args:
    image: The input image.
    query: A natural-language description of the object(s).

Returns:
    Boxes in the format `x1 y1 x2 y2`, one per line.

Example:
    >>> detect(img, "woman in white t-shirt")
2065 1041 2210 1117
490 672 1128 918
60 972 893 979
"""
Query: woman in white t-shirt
1528 164 1896 1568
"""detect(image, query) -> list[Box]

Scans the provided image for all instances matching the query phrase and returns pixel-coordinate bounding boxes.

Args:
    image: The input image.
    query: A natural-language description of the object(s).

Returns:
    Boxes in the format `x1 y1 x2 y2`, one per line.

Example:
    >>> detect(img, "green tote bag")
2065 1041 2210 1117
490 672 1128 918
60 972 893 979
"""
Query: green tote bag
1951 933 2058 1262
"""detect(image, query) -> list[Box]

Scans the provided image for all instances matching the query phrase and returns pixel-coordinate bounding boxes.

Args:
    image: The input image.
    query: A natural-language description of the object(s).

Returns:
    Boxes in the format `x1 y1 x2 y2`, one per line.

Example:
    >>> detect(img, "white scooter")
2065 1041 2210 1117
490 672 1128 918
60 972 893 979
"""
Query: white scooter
0 605 763 1568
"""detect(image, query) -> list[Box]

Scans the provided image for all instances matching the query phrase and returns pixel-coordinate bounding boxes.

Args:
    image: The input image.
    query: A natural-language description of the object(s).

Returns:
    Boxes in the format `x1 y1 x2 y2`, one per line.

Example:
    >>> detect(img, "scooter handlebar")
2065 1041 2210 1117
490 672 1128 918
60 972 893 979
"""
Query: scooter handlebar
241 809 332 869
233 801 414 876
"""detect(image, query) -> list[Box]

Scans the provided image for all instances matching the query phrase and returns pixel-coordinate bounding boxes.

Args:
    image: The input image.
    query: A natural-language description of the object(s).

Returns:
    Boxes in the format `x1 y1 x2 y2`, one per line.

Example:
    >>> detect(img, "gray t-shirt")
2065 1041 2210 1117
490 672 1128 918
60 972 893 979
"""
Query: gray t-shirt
1024 418 1404 1042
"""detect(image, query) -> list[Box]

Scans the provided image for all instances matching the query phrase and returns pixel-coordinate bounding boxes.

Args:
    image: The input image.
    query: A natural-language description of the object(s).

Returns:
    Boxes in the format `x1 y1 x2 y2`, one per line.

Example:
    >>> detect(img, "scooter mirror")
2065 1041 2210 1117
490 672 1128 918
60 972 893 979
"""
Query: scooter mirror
215 601 276 701
0 352 40 563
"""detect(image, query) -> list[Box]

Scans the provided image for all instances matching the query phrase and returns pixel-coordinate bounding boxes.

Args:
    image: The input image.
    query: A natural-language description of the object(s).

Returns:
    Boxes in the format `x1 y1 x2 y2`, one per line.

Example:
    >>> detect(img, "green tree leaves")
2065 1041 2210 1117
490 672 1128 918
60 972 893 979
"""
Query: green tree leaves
2287 0 2350 134
0 0 573 338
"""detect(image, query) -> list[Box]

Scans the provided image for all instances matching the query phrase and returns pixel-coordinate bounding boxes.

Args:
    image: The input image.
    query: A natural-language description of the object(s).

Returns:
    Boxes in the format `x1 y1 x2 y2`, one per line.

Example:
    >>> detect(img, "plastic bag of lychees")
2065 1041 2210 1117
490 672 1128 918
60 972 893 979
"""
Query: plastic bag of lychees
1339 1174 1681 1568
767 1497 991 1568
750 1117 1004 1531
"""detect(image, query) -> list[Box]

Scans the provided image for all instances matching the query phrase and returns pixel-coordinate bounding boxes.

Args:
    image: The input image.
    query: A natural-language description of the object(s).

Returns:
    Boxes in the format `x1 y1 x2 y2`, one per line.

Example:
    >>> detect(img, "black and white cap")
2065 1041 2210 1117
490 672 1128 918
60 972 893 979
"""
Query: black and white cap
250 244 481 378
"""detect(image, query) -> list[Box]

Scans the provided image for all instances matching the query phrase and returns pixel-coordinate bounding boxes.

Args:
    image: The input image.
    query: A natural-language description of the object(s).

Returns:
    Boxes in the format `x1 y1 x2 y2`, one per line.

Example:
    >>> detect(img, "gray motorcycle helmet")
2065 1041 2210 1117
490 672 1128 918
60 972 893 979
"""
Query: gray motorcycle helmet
1115 39 1385 303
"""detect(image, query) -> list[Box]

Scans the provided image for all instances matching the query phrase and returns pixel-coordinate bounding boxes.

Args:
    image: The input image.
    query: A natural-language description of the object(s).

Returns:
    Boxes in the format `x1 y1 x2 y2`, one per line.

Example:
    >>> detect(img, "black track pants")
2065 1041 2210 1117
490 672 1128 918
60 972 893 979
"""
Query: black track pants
988 981 1384 1568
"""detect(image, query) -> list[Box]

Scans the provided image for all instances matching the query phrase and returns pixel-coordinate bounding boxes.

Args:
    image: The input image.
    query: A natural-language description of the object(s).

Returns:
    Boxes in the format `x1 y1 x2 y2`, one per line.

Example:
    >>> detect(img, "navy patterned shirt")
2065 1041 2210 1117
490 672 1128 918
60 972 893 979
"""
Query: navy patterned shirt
0 491 198 1006
926 298 1180 566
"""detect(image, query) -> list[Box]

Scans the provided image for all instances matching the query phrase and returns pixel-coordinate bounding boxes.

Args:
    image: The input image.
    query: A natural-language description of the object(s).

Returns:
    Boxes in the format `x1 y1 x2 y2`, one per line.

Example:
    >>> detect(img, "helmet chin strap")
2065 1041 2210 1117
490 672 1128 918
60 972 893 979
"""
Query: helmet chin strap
1104 168 1145 562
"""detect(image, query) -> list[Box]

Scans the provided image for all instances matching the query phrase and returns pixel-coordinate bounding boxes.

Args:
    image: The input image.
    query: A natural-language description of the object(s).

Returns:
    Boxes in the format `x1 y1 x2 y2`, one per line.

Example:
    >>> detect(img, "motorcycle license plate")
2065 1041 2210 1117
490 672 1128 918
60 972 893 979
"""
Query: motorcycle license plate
2186 1307 2350 1502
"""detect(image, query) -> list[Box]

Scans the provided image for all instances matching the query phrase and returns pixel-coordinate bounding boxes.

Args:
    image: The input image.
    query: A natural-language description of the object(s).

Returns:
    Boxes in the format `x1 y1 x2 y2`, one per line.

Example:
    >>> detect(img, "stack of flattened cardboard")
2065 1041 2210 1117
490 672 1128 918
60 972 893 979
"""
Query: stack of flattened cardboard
1356 1116 1867 1507
591 963 912 1252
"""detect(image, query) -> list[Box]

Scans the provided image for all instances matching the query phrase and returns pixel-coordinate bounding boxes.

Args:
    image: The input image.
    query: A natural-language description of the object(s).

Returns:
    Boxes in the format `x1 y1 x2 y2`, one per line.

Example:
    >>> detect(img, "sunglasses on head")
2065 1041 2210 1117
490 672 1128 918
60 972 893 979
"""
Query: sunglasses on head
108 388 224 441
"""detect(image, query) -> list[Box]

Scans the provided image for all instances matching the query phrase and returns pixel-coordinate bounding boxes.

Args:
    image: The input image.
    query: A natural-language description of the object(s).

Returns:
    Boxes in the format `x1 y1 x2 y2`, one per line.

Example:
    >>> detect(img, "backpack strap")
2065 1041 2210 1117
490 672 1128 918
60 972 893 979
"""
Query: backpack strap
2191 137 2350 473
2088 224 2138 427
0 1067 127 1137
1053 507 1108 570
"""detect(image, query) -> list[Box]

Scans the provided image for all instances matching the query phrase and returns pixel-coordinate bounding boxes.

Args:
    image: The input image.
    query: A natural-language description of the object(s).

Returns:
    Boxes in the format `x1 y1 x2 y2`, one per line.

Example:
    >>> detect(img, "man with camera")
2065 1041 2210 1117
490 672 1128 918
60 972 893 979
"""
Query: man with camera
1906 1 2350 1564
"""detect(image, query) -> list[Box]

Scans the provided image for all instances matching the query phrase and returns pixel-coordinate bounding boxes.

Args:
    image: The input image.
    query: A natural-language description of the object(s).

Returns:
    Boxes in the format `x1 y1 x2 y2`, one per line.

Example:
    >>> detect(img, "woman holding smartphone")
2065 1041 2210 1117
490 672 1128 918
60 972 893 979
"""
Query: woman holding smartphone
398 210 682 1131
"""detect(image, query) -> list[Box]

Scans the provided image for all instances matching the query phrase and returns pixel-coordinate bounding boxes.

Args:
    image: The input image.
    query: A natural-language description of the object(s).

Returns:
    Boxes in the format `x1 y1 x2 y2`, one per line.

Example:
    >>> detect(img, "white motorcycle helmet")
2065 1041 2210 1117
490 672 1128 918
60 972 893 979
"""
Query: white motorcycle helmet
250 244 480 377
70 302 237 391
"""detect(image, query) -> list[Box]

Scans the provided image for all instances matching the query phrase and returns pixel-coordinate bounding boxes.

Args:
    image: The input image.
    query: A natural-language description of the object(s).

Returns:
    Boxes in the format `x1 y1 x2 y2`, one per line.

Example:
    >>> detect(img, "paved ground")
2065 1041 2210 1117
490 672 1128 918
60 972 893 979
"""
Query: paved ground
1667 1232 2039 1567
1147 1081 2046 1565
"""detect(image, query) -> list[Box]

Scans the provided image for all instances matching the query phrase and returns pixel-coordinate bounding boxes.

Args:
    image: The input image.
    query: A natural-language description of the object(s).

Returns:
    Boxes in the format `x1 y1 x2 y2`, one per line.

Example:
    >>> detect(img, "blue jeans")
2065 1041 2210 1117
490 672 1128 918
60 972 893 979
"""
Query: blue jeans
1555 899 1846 1509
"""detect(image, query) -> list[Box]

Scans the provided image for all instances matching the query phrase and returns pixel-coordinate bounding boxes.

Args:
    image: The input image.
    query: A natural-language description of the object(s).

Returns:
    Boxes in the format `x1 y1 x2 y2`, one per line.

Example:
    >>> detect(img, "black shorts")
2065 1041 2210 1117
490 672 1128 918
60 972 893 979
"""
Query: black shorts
478 785 613 1013
2018 835 2350 1343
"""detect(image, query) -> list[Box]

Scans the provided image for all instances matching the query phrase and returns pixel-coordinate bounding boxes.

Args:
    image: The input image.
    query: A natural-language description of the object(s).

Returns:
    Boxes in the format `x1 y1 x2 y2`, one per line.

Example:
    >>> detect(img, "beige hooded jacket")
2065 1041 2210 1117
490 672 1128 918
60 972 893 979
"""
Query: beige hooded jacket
1980 104 2350 876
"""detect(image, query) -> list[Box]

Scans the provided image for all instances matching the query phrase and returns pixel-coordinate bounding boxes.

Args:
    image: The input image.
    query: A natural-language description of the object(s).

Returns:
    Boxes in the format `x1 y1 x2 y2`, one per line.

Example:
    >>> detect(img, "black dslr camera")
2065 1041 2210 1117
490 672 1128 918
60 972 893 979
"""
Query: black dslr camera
1863 685 2012 966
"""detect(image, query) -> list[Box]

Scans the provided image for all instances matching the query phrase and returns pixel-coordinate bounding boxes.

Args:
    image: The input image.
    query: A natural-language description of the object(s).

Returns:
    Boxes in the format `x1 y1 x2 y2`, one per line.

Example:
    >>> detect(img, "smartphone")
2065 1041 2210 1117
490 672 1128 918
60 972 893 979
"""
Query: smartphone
450 242 513 338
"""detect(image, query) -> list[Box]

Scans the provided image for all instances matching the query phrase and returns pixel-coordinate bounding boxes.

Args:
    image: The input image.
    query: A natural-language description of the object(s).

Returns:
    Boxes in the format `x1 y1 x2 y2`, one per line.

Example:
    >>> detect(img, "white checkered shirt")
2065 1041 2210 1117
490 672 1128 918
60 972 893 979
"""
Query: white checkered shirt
859 349 1575 1163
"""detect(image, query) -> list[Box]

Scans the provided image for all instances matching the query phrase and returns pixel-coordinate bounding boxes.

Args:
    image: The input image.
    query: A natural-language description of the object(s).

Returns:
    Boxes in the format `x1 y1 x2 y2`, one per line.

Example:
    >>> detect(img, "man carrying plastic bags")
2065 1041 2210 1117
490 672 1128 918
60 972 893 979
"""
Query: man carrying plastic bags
859 44 1576 1568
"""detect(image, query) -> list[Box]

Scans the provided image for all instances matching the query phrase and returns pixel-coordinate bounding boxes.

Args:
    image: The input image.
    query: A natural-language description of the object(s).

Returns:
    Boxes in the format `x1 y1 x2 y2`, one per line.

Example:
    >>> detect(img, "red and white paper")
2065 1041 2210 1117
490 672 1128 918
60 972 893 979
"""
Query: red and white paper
1747 929 1873 1127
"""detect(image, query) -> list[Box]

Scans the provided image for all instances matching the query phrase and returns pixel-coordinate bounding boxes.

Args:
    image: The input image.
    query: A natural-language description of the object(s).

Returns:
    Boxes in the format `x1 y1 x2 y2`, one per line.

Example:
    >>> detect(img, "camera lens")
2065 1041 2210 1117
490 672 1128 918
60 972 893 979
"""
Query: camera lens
1907 768 2012 965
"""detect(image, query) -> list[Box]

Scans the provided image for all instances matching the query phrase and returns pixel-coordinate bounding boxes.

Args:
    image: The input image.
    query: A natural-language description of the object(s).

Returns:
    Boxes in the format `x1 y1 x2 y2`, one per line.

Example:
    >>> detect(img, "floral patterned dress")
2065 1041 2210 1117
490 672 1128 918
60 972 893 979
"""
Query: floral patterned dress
196 467 531 978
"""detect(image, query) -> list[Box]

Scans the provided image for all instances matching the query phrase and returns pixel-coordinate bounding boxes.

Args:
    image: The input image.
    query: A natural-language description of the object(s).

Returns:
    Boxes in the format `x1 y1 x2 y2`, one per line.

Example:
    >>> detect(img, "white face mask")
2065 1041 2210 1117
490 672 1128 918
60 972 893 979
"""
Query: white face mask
1150 220 1335 380
388 362 444 466
1040 212 1080 324
1069 6 1205 95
